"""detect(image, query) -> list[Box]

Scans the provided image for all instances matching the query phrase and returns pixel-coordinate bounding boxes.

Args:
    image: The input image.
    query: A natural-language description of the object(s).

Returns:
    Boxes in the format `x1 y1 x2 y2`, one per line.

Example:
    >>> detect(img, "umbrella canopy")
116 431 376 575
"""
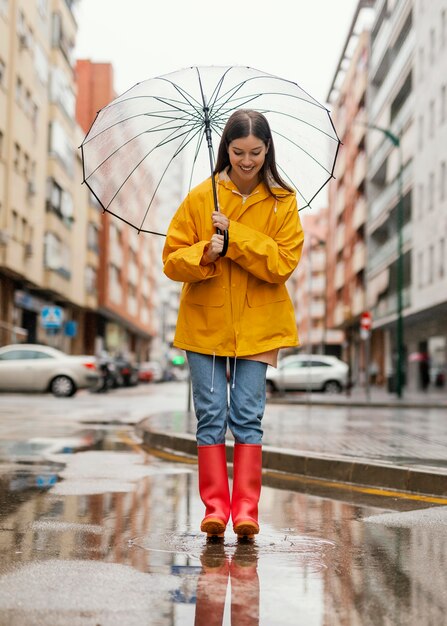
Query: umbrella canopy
80 65 340 235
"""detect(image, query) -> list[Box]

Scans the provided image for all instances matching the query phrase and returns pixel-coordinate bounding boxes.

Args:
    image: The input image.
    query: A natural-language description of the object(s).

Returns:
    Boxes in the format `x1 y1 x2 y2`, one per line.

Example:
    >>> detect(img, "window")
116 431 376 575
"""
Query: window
418 47 424 81
87 222 99 252
0 350 34 360
429 100 435 137
441 85 446 124
0 59 5 87
442 10 446 49
440 238 445 279
85 266 97 294
15 76 22 104
418 115 424 150
440 162 446 202
428 245 434 284
418 183 424 219
418 251 424 287
428 172 435 210
13 143 20 170
430 28 436 64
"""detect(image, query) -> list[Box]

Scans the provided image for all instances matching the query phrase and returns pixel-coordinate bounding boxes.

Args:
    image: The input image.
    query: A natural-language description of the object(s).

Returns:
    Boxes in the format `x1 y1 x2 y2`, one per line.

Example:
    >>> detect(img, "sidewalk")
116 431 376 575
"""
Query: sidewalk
268 384 447 408
136 394 447 499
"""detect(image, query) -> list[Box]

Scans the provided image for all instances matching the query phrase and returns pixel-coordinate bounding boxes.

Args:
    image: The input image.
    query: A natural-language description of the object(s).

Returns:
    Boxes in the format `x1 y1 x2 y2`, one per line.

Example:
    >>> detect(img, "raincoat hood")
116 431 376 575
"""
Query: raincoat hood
163 175 304 357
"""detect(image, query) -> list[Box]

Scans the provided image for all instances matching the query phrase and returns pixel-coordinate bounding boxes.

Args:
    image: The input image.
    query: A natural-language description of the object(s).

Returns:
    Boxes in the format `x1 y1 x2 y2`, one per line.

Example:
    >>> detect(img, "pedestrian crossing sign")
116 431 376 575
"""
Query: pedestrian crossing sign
41 306 63 329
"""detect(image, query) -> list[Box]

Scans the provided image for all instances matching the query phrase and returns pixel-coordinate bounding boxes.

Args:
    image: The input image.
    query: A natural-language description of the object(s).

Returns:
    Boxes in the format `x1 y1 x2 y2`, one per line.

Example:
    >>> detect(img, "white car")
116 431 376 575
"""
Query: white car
266 354 349 394
0 344 99 397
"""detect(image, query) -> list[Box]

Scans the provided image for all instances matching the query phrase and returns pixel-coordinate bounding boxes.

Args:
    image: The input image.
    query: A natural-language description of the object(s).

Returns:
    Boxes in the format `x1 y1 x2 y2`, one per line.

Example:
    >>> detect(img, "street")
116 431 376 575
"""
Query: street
0 383 446 625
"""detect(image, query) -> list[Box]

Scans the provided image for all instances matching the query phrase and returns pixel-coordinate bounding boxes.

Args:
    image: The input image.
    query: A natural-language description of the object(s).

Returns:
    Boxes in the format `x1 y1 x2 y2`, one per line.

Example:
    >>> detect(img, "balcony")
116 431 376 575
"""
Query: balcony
373 285 411 320
110 281 122 305
352 241 366 274
352 196 367 230
310 276 325 294
334 262 345 290
110 241 123 267
335 225 345 253
310 300 325 318
335 188 346 217
369 160 412 224
352 109 367 146
333 302 344 327
128 262 139 285
368 221 412 274
353 152 367 188
370 31 415 121
352 288 365 316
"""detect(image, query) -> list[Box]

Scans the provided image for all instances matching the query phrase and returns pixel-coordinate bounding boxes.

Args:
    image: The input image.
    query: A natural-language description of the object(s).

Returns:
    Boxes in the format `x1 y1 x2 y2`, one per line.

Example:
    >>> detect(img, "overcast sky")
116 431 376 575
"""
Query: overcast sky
74 0 361 106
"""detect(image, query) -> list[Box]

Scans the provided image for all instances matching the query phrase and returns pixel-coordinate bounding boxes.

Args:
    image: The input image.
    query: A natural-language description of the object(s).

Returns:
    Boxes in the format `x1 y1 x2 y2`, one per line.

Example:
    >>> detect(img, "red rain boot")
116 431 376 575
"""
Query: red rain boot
198 444 231 537
231 443 262 539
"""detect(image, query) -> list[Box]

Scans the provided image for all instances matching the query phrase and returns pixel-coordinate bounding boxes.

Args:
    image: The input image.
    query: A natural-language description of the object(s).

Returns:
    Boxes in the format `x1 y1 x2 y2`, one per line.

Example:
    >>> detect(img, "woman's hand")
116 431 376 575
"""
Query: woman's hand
211 211 229 232
201 234 225 264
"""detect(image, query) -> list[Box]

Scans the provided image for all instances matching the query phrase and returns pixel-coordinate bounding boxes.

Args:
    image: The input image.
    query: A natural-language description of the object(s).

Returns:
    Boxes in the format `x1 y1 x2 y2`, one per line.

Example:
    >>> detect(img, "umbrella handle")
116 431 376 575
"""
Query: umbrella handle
217 229 228 257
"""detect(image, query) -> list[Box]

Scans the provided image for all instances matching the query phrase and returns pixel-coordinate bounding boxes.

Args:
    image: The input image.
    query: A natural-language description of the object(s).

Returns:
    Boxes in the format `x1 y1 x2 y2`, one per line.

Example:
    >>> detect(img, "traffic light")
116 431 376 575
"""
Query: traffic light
171 355 185 366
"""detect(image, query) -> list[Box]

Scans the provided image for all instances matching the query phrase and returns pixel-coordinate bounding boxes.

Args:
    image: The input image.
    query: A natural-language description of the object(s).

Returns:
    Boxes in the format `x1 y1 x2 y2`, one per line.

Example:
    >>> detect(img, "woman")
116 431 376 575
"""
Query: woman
163 109 304 539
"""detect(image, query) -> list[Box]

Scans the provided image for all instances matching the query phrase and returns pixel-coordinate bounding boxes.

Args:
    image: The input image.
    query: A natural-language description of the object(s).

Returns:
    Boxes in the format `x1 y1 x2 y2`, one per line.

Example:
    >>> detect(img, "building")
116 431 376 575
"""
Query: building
407 0 447 390
292 209 344 356
326 1 375 383
76 59 157 362
0 0 99 353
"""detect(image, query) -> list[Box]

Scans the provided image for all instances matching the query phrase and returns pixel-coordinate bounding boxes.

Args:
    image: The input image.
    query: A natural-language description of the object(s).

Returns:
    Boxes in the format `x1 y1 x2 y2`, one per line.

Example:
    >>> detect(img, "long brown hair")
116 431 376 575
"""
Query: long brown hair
213 109 293 196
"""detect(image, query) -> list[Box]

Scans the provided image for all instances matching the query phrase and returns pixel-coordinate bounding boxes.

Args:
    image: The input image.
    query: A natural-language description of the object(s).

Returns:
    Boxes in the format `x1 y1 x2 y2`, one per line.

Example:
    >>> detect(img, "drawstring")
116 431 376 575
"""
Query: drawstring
210 352 216 392
232 356 237 389
274 200 277 213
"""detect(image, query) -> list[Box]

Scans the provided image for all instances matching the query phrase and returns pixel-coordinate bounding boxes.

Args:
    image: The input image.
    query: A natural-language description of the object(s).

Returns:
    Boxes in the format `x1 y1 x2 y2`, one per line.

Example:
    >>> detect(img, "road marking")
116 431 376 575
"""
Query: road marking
141 445 198 465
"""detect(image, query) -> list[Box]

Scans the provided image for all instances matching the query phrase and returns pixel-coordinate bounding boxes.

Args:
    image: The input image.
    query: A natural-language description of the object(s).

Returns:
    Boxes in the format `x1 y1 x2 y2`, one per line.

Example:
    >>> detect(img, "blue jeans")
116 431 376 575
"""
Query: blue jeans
186 351 267 446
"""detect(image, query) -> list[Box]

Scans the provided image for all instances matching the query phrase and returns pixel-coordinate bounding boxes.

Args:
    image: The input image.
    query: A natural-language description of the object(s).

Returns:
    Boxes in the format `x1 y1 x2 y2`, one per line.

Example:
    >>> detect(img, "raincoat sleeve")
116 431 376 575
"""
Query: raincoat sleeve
226 195 304 284
163 195 222 283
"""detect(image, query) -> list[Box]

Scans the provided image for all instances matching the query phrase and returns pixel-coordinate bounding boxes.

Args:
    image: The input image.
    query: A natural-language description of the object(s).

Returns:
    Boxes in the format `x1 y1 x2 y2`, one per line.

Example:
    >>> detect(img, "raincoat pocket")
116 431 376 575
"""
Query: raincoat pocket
246 281 287 307
186 284 225 307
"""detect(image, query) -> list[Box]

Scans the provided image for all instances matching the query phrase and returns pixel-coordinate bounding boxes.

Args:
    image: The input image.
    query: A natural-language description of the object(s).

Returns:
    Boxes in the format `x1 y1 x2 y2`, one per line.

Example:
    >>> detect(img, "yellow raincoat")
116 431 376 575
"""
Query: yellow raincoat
162 174 304 357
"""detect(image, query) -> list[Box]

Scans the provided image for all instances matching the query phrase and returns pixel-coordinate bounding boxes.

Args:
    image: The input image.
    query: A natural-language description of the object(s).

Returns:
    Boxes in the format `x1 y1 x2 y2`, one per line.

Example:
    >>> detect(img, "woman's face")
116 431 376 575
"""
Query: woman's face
227 134 268 189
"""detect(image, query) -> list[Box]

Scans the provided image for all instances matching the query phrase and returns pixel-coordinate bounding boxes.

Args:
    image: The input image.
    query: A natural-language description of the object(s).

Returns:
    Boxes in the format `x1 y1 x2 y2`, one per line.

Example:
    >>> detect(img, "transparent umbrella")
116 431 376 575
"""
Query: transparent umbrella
80 65 341 236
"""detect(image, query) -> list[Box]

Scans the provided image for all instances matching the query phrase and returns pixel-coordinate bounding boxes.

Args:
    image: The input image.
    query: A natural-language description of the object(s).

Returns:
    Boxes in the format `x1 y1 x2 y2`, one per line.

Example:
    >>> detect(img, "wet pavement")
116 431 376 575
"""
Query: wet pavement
0 418 446 625
0 384 447 624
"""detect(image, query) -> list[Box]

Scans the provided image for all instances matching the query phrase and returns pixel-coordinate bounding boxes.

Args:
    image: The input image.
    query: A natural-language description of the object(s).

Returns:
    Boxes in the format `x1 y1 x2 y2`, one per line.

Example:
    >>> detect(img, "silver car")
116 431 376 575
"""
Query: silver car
0 344 99 397
266 354 349 394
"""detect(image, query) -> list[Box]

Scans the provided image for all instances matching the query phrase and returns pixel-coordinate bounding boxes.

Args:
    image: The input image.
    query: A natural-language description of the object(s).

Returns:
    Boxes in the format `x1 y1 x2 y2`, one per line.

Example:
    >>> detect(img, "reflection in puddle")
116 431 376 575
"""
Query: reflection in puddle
0 435 446 625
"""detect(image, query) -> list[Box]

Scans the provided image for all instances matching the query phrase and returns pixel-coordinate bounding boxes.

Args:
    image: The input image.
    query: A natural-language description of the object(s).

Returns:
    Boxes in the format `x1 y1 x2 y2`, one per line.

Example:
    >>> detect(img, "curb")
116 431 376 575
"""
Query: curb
136 421 447 498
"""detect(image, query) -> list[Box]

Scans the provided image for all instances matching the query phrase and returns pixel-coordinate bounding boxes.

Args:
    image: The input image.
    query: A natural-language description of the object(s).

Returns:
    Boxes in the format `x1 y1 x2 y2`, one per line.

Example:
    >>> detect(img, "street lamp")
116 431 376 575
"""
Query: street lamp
366 124 404 398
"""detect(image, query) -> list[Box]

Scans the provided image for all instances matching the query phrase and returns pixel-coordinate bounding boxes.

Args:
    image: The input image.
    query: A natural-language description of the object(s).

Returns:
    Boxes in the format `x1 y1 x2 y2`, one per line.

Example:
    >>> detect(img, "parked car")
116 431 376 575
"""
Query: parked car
138 361 163 383
0 344 99 397
266 354 349 394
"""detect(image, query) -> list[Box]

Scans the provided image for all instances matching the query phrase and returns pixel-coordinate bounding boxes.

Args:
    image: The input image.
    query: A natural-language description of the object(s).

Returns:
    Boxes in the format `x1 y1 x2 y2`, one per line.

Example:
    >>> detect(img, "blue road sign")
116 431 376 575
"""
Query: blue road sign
41 306 63 329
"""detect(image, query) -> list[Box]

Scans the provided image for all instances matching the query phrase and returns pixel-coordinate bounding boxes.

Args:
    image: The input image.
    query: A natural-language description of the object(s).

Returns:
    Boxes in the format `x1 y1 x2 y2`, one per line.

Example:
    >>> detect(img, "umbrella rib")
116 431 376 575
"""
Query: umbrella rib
84 118 203 183
271 128 334 176
82 110 199 147
212 94 338 143
97 120 204 211
212 74 328 111
138 124 205 232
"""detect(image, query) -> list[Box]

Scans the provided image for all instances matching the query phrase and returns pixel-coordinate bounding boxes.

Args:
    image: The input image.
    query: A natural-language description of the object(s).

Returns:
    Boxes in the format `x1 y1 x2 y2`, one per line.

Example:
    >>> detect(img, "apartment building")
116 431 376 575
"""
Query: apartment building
0 0 100 353
366 0 416 390
292 209 344 355
76 59 157 361
326 2 374 382
408 0 447 390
